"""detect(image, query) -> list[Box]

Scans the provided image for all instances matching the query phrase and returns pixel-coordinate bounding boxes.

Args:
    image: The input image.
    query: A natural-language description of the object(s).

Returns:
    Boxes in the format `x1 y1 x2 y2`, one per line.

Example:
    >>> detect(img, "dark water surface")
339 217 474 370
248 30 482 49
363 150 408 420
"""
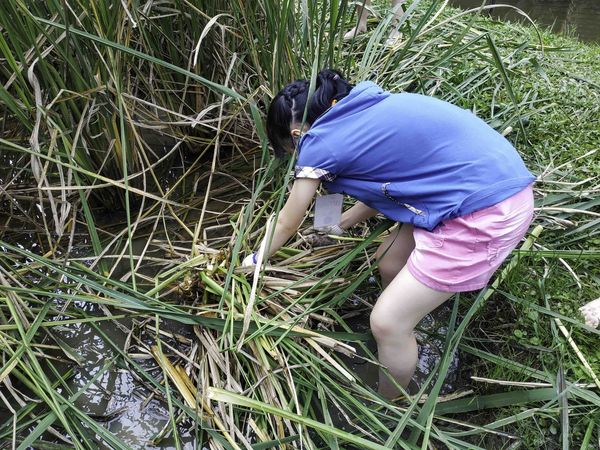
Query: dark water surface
49 304 198 449
450 0 600 42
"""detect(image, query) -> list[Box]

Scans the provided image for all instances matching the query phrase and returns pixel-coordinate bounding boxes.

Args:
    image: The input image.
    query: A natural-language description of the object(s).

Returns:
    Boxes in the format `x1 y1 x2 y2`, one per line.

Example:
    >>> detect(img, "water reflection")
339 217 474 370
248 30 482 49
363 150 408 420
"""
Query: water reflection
52 310 197 449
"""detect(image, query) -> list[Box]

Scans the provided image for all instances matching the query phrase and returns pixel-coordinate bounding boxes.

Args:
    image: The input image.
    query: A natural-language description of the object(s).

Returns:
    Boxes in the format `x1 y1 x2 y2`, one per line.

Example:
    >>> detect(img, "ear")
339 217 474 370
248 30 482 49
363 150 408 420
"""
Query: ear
291 128 302 137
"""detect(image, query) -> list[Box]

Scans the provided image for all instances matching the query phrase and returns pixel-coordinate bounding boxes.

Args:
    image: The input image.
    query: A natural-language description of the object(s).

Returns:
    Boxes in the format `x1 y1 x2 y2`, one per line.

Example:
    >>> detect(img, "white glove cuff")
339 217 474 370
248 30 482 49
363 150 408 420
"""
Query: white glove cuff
328 224 345 236
241 252 258 267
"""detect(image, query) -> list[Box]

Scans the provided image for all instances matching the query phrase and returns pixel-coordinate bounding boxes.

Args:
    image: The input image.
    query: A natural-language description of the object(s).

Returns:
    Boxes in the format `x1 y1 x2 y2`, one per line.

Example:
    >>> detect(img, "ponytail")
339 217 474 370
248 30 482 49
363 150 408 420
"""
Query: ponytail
308 69 352 123
266 69 353 157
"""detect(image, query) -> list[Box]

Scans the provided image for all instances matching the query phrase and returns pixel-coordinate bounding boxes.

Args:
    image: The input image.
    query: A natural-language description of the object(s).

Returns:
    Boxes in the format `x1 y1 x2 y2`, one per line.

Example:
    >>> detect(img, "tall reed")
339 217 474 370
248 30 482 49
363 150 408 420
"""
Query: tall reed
1 1 598 449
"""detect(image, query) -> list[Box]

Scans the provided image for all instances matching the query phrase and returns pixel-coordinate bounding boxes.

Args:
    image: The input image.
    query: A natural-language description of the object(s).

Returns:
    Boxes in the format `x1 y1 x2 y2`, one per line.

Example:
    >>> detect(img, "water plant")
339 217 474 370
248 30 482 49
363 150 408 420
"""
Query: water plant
0 0 598 448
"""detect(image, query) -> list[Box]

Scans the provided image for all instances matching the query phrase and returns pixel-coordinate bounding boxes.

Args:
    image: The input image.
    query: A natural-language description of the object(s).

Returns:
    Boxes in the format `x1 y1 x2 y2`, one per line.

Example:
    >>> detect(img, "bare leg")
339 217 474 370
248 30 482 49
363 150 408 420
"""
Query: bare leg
391 0 406 21
386 0 406 44
344 0 371 40
374 224 414 288
370 267 453 399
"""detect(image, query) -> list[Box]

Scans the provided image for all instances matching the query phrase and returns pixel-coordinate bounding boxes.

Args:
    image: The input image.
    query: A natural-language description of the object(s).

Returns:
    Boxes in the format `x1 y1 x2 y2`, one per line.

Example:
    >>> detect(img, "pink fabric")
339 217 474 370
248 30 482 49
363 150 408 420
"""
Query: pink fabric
407 185 534 292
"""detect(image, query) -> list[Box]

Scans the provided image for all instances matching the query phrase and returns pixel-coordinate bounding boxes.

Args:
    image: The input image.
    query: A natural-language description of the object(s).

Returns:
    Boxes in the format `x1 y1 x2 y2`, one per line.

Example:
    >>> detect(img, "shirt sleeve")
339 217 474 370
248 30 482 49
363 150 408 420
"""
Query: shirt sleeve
295 133 337 182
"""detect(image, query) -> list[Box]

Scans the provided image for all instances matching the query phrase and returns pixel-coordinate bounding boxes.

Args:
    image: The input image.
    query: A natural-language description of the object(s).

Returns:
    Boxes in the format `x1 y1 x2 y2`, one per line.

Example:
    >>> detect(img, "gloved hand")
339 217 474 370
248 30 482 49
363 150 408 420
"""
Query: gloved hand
241 252 257 267
304 224 346 236
302 224 346 247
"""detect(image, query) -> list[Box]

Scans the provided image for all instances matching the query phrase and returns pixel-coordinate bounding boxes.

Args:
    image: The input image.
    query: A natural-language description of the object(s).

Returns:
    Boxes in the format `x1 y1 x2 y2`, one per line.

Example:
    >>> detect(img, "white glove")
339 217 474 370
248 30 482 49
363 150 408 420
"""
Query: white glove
241 253 257 267
580 298 600 329
310 224 346 236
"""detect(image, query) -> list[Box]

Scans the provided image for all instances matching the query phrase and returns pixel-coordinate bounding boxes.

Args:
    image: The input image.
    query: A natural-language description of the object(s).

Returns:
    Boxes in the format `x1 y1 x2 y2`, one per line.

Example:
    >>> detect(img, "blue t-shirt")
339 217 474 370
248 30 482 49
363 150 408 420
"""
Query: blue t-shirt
295 81 535 231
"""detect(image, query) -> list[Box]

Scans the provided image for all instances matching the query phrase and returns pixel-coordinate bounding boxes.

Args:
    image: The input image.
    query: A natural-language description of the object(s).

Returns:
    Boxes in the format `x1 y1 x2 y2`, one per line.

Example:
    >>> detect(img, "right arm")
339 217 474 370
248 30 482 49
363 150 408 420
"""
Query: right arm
339 201 379 230
262 178 320 259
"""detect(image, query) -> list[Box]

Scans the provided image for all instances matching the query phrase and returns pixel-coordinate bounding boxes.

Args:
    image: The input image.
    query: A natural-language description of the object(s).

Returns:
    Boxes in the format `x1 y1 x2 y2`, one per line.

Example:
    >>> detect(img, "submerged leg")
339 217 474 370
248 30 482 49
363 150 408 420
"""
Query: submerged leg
370 267 453 399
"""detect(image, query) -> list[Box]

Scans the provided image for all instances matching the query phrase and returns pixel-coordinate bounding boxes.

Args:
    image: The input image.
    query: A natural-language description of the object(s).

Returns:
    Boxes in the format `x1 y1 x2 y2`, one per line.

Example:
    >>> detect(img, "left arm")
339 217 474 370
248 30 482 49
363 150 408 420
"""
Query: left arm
339 201 379 230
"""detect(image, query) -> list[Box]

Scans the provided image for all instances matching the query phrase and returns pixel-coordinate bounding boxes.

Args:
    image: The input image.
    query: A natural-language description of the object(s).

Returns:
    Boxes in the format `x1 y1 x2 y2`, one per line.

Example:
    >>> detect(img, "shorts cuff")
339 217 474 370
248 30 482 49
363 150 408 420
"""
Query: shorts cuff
407 259 489 293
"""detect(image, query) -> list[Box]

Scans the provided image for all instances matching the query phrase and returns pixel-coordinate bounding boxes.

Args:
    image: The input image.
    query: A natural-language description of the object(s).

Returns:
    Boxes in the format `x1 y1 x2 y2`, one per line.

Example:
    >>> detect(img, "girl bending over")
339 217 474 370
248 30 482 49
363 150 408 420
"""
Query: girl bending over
244 69 535 398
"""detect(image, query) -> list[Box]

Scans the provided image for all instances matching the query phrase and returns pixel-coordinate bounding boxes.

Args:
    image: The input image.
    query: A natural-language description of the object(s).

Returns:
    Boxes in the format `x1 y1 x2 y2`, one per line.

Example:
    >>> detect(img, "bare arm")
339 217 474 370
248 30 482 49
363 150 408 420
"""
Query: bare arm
339 201 379 230
263 178 320 258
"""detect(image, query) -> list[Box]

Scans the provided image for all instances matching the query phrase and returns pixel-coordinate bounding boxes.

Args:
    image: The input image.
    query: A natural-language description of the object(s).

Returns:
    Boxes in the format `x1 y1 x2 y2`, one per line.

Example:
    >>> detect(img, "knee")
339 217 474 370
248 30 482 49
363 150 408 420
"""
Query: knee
369 309 393 342
370 302 412 342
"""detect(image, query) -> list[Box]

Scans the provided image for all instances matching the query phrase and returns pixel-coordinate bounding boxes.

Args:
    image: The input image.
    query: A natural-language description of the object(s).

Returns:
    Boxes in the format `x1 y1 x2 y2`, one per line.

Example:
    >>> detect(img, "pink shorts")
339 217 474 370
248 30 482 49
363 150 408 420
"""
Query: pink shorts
407 185 534 292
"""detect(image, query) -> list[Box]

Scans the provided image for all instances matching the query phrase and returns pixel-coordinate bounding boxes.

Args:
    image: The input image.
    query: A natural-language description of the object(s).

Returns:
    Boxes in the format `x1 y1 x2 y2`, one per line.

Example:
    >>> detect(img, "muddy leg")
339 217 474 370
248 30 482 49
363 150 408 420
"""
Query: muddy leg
370 267 453 399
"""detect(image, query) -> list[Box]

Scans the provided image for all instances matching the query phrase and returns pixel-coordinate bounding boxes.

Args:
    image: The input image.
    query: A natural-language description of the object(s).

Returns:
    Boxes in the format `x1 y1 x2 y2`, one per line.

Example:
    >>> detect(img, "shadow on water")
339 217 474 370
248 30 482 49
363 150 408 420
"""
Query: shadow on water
450 0 600 42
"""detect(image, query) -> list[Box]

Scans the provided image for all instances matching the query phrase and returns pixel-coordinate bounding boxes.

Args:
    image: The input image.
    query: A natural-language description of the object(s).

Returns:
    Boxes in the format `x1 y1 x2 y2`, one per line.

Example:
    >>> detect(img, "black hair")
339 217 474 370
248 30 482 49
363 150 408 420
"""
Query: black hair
266 69 353 157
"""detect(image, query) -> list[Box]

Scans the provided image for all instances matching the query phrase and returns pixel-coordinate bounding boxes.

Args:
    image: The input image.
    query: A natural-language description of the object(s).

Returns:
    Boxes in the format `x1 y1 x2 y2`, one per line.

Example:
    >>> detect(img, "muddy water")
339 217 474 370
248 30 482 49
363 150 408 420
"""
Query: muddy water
50 256 460 445
51 305 198 449
42 242 461 445
1 187 461 445
0 215 200 446
339 305 460 396
450 0 600 42
0 157 241 448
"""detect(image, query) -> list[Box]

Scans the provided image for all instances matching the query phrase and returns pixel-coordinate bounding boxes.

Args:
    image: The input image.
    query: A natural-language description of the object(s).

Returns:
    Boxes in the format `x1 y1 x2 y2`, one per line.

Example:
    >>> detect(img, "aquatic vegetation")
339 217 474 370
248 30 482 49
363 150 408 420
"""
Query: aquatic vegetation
0 0 598 448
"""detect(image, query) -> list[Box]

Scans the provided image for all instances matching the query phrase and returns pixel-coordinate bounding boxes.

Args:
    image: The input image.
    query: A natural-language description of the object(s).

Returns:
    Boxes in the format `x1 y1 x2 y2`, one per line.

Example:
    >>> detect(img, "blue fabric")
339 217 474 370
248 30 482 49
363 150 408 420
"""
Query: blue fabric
295 81 535 231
